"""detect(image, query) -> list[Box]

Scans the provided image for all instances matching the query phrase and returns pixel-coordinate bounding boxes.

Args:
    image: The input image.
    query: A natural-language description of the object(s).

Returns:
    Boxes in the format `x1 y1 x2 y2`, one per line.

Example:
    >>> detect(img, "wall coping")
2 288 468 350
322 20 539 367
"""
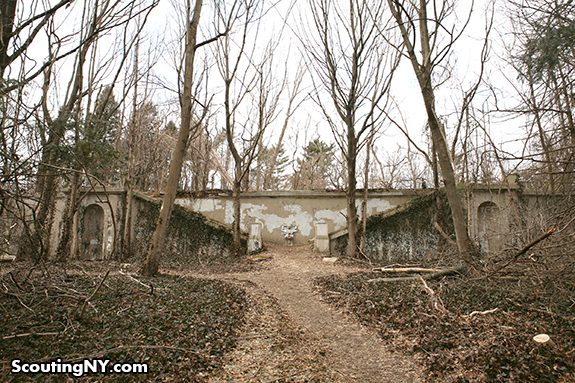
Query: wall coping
173 189 430 199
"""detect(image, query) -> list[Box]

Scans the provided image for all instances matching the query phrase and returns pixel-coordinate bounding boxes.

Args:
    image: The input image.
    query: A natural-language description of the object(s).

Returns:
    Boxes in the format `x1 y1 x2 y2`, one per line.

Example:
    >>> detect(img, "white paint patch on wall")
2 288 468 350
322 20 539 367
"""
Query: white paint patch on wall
313 199 392 230
187 198 222 212
314 209 347 231
240 203 314 236
225 200 234 225
366 198 393 215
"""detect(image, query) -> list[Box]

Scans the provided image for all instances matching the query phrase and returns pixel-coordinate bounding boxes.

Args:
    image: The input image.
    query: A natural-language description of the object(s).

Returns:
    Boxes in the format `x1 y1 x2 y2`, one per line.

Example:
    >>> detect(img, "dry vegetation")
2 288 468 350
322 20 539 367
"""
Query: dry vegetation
315 266 575 382
0 262 249 382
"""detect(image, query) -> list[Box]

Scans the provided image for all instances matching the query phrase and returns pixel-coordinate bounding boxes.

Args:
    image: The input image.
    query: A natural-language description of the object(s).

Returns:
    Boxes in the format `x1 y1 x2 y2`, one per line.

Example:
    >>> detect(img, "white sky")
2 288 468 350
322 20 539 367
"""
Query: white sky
17 0 530 185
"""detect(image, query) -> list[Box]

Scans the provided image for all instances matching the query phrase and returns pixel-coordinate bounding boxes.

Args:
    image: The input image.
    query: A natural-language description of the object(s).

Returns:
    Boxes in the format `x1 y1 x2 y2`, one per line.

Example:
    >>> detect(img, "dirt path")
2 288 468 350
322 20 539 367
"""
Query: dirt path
207 243 422 382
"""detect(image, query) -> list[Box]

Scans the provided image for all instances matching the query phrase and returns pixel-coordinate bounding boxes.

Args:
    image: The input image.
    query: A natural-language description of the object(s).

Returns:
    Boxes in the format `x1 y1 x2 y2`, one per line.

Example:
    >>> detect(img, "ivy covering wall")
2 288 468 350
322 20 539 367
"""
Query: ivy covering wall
333 191 455 263
131 194 245 268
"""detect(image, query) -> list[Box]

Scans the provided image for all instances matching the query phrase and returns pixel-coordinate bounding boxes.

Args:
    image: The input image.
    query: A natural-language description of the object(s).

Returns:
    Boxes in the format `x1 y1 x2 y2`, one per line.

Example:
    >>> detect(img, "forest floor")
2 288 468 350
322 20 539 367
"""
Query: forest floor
193 243 422 383
1 243 574 382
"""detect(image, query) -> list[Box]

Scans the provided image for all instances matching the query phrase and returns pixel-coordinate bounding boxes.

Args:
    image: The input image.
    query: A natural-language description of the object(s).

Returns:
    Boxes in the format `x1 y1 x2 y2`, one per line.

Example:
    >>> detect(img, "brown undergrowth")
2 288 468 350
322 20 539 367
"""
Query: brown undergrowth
315 272 575 382
0 262 249 382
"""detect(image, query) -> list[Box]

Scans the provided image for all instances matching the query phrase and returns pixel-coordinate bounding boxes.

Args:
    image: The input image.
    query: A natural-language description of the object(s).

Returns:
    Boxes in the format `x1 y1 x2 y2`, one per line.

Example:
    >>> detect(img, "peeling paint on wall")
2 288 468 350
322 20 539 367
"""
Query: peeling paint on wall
183 198 223 212
176 191 419 245
241 203 314 236
314 209 347 231
366 198 393 215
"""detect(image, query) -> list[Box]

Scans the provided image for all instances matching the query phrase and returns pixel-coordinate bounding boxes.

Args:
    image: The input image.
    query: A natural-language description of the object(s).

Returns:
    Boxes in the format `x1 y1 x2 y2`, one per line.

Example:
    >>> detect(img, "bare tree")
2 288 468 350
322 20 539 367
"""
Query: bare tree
141 0 205 276
15 0 157 261
261 64 307 190
385 0 488 267
213 0 283 255
0 0 75 84
302 0 399 257
502 0 575 193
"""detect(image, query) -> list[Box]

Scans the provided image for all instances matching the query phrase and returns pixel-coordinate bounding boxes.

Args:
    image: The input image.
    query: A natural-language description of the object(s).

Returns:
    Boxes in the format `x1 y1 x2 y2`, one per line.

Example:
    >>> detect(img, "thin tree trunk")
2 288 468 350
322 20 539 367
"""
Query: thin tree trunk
528 76 555 196
55 172 81 261
360 127 374 253
123 46 138 260
141 0 202 276
232 178 242 256
263 69 304 190
346 127 358 258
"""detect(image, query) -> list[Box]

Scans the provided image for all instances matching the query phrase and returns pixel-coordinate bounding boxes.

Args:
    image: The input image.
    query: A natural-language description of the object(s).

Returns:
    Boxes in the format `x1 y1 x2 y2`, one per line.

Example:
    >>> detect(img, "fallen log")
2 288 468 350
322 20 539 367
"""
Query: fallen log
373 267 452 273
461 308 498 319
367 267 464 283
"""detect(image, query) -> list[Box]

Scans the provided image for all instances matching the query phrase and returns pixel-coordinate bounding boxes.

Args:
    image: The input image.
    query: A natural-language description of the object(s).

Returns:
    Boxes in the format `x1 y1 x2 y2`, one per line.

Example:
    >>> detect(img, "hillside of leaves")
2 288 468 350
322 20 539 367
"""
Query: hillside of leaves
315 272 575 382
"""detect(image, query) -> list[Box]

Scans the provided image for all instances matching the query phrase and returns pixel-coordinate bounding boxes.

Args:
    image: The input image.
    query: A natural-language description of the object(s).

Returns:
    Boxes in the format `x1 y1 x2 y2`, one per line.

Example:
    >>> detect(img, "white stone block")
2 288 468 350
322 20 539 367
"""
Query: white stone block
248 223 263 254
314 223 330 254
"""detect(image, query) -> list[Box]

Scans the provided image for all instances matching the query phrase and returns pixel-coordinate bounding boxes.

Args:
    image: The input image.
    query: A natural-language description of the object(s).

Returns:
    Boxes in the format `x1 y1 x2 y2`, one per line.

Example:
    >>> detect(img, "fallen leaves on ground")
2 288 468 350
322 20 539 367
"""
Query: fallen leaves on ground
314 272 575 382
0 264 248 382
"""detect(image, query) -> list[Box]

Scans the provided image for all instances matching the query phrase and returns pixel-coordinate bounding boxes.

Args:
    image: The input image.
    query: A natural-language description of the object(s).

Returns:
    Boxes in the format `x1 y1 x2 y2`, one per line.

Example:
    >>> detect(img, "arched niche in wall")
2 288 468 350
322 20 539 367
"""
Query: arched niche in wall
81 204 105 260
477 201 501 254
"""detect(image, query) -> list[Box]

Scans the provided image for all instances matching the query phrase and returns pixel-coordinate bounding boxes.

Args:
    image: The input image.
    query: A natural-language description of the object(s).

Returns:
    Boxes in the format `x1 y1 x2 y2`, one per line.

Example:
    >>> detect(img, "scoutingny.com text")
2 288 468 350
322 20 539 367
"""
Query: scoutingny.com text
11 358 148 377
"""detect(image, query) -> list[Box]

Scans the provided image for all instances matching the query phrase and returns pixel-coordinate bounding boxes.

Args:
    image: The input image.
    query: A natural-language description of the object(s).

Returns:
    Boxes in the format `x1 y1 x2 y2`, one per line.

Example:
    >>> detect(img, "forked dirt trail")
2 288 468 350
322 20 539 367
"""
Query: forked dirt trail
208 244 422 382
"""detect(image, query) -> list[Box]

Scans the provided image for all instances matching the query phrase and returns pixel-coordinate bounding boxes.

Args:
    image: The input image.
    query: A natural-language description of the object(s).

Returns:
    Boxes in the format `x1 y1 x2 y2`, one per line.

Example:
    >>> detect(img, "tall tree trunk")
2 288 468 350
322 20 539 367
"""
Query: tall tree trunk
0 0 17 79
55 171 82 261
123 40 139 260
388 0 479 268
232 178 242 256
346 125 358 258
423 85 478 266
141 0 202 276
359 127 374 253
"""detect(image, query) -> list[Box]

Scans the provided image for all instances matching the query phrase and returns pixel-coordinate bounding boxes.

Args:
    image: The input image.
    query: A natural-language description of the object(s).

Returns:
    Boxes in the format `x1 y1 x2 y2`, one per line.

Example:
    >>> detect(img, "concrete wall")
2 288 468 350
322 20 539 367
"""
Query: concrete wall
467 187 515 254
42 184 548 261
176 190 424 245
50 188 125 259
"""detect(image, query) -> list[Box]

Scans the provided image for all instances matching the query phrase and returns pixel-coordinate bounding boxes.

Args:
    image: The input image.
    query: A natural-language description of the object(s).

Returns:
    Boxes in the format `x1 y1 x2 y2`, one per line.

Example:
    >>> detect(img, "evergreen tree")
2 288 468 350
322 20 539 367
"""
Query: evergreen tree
293 138 339 190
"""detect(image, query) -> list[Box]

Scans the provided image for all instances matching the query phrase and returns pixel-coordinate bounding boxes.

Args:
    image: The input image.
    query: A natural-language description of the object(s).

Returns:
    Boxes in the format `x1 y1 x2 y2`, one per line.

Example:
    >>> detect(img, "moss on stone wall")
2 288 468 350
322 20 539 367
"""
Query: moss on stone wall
131 194 244 268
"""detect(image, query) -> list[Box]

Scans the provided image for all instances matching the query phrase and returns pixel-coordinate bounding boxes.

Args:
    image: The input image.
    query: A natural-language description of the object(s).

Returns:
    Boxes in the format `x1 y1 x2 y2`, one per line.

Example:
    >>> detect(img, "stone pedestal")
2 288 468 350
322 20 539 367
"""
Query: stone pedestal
314 223 330 254
248 223 262 254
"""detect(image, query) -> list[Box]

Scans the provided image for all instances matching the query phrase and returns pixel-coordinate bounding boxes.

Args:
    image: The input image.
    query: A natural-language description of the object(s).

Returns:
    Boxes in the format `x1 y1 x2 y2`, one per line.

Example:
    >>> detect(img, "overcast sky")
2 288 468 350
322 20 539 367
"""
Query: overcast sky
20 0 528 184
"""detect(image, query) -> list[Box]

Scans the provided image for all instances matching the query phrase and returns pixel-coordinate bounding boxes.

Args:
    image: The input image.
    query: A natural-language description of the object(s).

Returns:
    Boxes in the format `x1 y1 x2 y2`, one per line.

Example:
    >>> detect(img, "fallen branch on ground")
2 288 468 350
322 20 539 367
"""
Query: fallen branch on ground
367 267 464 283
461 308 498 319
418 275 451 315
119 270 154 294
494 228 556 273
2 332 60 340
79 269 110 319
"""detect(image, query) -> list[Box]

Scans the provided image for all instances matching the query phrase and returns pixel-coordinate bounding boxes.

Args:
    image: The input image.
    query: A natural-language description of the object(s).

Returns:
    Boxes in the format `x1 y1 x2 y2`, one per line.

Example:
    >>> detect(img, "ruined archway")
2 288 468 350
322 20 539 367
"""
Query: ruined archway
477 201 501 254
81 204 105 260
